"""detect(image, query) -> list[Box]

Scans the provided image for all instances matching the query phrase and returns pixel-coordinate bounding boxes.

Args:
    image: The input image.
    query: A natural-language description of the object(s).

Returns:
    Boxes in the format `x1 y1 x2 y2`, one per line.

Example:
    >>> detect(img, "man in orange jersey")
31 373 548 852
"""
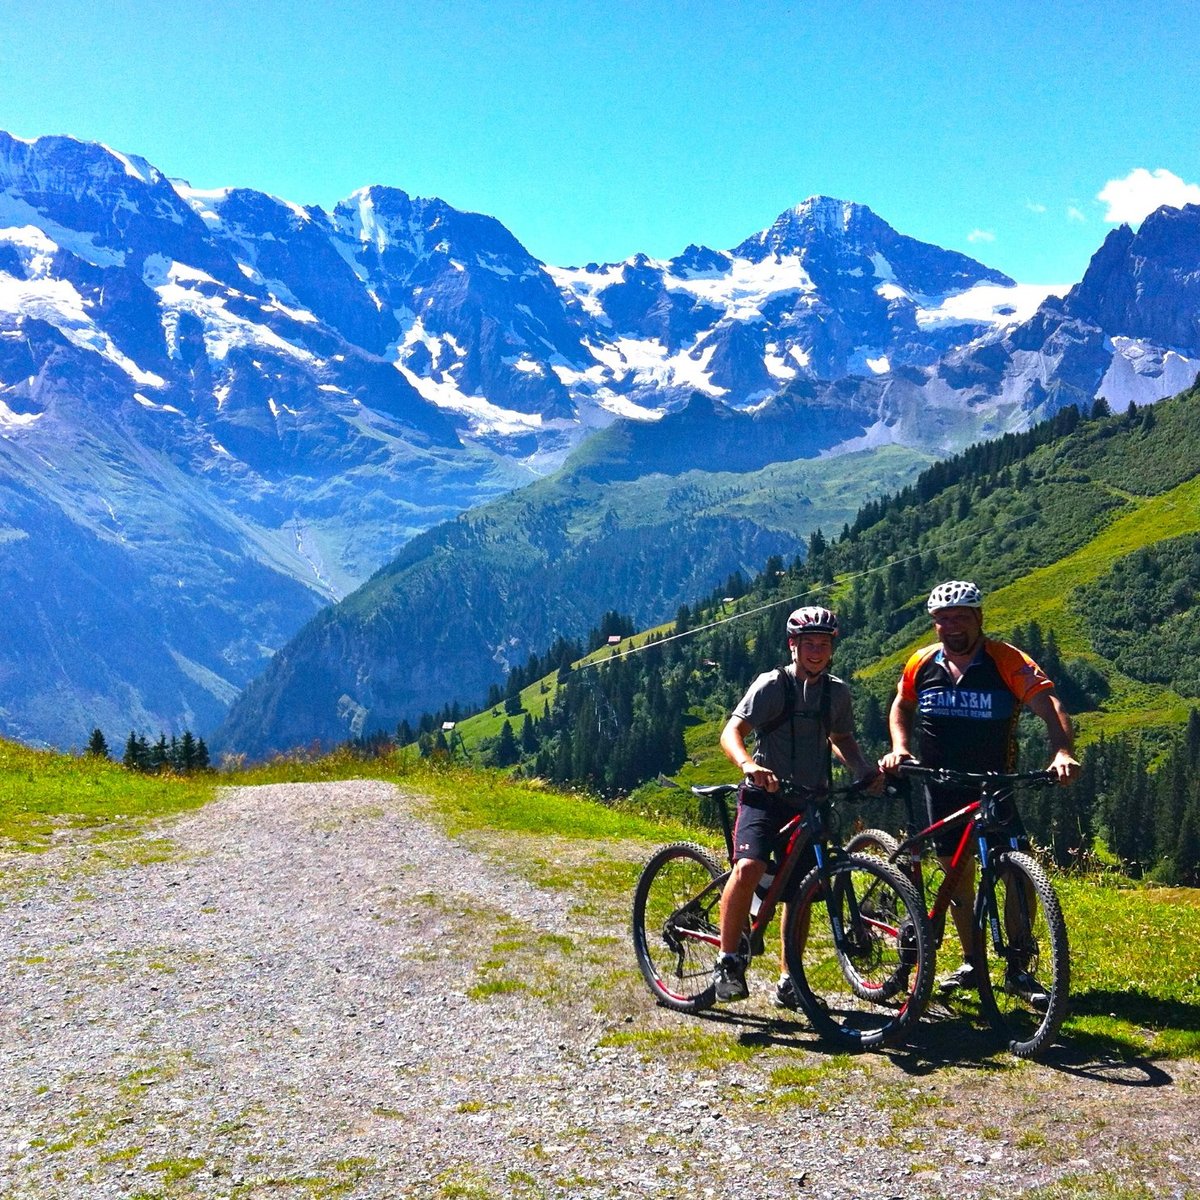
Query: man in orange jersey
880 580 1078 999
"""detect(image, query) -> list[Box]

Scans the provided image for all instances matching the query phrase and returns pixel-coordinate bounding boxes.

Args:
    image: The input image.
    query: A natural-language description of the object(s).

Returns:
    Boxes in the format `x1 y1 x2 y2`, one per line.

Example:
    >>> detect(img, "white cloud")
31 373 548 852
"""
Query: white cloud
1066 206 1087 223
1097 168 1200 224
967 229 995 243
1025 202 1047 214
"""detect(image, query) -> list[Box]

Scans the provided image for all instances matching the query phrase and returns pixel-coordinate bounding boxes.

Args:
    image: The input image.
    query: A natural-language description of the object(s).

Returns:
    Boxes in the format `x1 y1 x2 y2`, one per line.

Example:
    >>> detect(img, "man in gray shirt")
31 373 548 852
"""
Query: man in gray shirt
714 605 880 1006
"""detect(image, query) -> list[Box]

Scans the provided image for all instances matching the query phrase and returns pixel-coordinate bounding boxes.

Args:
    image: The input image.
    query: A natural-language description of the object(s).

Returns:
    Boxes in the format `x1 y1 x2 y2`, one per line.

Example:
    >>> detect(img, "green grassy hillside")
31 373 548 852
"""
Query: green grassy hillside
441 388 1200 761
426 387 1200 884
215 428 930 758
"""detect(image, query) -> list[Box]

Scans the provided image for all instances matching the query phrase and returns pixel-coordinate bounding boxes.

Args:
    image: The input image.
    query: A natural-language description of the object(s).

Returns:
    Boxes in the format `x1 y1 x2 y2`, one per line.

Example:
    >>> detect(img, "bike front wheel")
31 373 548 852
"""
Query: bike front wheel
631 842 726 1013
783 853 934 1049
975 850 1070 1059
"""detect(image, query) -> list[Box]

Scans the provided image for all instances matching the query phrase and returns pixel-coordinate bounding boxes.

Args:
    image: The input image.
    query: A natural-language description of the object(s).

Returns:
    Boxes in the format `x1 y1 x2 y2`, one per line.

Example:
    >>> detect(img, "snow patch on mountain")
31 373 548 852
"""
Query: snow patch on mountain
590 335 720 392
0 201 127 268
0 265 165 387
916 282 1065 329
148 257 321 367
0 397 42 427
397 360 547 433
676 254 815 319
1098 337 1200 411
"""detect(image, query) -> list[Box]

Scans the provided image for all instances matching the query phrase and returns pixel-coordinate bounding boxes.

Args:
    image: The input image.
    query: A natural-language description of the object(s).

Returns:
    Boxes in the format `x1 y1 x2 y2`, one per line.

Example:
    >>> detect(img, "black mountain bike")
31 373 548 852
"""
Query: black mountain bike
846 763 1069 1058
631 781 934 1049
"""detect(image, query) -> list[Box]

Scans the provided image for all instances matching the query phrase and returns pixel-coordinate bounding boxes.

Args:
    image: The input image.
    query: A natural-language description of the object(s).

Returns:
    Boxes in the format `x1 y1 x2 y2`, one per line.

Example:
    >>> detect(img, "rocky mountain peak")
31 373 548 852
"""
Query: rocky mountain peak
1064 203 1200 352
734 195 868 259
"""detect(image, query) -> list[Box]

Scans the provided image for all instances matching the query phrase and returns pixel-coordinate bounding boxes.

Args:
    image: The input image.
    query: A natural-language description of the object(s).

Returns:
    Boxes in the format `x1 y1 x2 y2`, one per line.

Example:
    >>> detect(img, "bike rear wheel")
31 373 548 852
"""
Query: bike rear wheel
631 842 726 1012
846 828 958 977
783 853 934 1048
975 850 1070 1058
843 829 900 860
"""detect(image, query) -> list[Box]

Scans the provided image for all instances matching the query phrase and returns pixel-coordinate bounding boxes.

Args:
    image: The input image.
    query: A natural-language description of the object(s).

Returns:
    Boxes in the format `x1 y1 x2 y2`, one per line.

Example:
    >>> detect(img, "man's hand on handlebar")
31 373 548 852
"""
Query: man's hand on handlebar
1048 749 1080 785
741 762 780 792
878 749 916 774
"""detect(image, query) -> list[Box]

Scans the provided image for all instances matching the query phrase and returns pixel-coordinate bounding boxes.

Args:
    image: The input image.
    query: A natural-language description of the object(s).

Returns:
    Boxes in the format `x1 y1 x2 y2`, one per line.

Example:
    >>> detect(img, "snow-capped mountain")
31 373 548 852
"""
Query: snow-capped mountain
3 128 1198 749
899 202 1200 432
546 196 1054 423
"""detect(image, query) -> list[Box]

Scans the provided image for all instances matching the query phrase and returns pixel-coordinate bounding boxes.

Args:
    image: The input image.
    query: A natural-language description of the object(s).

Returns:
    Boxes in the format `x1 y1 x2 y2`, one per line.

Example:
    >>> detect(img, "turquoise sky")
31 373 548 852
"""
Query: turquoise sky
2 0 1198 284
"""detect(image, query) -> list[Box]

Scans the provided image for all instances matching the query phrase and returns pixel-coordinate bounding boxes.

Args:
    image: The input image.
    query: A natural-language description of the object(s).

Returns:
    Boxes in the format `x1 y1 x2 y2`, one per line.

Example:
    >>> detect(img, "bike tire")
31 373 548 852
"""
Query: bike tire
838 830 925 1003
631 842 726 1013
975 850 1070 1059
782 853 934 1049
844 829 901 860
846 828 952 967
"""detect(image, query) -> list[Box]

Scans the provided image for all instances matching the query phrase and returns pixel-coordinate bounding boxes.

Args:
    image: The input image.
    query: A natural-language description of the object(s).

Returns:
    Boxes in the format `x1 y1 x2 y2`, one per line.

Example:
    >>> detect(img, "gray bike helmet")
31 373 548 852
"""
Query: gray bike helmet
786 605 839 637
927 580 983 613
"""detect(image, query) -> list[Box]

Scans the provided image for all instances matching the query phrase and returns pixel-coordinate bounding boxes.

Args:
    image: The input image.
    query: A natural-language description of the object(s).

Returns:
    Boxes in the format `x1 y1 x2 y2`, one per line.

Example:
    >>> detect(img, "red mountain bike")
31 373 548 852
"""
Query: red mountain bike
847 762 1069 1058
631 780 934 1049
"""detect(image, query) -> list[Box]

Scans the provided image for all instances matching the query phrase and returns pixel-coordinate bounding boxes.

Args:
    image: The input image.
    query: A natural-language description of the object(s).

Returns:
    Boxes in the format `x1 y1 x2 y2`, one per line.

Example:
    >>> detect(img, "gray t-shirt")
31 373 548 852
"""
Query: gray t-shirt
732 667 854 789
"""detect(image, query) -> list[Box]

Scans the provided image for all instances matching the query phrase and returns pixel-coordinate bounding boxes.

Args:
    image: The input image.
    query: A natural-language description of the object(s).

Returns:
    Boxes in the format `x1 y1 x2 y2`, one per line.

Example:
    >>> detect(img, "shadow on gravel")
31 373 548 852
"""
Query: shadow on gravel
690 1000 1177 1090
1043 1053 1174 1087
894 1017 1175 1087
691 1002 1008 1070
692 1006 817 1052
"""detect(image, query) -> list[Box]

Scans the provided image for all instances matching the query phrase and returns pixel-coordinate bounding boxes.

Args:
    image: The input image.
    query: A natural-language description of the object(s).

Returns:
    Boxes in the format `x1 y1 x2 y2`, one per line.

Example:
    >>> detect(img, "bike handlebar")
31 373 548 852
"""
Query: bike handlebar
893 762 1057 788
690 777 875 803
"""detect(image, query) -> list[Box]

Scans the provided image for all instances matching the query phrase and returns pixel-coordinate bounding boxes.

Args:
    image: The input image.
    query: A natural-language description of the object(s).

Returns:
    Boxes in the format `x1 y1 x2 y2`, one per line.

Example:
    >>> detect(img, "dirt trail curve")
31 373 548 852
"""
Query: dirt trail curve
1 781 1197 1199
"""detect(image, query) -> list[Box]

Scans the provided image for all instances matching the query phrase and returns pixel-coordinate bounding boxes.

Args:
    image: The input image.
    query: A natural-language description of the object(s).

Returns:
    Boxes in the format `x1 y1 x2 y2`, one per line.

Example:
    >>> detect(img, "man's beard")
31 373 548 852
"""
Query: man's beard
943 630 975 654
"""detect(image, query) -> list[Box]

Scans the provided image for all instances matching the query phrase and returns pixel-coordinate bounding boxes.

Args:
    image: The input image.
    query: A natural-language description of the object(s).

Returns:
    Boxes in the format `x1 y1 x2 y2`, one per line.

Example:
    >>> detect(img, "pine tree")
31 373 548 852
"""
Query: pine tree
493 720 519 767
180 730 197 773
1188 709 1200 765
87 728 109 758
1174 792 1200 886
520 714 539 754
122 731 140 770
149 734 169 773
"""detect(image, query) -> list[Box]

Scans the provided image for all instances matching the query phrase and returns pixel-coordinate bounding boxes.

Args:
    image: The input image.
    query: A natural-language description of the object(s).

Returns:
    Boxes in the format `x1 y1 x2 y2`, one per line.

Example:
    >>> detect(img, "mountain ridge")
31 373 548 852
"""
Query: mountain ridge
4 129 1200 749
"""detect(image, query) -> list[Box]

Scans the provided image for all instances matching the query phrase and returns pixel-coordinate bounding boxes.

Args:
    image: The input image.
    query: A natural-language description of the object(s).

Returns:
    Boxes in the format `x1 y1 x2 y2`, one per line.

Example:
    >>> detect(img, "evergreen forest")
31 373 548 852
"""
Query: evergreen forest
413 386 1200 887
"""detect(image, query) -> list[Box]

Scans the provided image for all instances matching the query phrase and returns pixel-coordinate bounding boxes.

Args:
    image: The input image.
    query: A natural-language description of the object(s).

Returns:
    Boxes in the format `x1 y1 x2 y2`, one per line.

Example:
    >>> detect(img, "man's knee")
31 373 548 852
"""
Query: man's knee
731 857 767 887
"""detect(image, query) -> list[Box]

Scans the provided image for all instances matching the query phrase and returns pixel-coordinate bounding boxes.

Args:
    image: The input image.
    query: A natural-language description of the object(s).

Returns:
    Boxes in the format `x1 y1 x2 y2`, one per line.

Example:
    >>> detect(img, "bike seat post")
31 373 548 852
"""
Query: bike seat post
716 789 736 862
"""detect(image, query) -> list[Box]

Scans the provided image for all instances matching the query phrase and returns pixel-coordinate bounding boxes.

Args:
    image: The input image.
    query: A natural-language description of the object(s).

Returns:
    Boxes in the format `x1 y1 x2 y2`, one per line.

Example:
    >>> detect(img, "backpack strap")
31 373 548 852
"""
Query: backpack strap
757 667 797 737
755 667 834 786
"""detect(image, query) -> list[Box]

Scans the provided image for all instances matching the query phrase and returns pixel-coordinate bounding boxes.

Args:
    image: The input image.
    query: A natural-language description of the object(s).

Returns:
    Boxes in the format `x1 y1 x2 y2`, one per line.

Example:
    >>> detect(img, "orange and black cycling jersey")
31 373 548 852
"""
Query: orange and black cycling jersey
898 638 1054 775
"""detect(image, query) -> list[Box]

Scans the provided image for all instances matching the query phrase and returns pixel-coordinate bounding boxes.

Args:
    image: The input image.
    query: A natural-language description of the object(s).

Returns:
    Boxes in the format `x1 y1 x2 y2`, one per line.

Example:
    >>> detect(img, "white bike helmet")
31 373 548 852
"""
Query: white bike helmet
927 580 983 613
786 606 839 637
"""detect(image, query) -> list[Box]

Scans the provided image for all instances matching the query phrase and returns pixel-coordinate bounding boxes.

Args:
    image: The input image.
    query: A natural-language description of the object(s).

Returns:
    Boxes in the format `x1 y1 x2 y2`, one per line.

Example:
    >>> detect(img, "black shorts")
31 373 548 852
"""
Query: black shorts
925 783 1026 857
732 784 816 881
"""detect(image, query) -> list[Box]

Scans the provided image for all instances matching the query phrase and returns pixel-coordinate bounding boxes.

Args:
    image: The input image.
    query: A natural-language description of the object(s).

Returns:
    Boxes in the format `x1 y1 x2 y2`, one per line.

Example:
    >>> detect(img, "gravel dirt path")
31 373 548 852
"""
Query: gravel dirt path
1 780 1196 1199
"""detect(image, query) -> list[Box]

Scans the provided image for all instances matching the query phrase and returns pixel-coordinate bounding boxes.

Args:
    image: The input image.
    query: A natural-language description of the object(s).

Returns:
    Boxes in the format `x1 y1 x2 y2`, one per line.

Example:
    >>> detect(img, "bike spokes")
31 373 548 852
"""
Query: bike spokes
784 855 934 1049
632 844 725 1012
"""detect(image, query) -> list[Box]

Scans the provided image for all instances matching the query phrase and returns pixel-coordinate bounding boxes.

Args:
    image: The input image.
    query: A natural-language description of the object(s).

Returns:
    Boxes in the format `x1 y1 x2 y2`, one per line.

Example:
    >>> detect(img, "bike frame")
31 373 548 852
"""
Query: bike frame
695 782 891 957
885 767 1053 957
